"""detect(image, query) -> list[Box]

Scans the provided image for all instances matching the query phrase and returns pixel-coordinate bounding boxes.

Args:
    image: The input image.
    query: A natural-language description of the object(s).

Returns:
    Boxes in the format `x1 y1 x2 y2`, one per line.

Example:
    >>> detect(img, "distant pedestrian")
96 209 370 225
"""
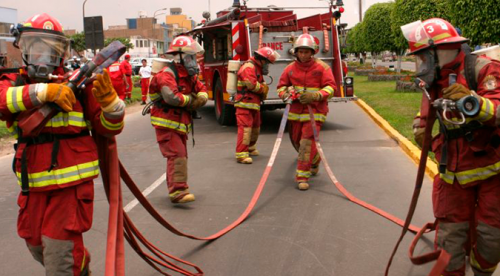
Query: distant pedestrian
139 59 151 105
120 54 133 101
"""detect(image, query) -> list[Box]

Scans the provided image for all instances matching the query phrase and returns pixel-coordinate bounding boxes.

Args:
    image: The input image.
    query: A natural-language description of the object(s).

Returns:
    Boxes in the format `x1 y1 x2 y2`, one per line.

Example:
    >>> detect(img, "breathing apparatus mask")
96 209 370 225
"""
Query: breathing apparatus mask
175 53 199 76
17 31 70 81
261 61 270 75
415 48 460 89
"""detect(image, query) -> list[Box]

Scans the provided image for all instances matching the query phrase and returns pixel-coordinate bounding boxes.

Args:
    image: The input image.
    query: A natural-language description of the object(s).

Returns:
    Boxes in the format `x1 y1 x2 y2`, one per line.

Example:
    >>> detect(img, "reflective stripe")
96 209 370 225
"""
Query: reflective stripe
150 93 161 101
235 152 249 159
474 97 494 122
252 81 261 93
296 170 311 178
180 94 191 107
6 87 27 113
235 101 260 110
277 86 287 93
414 33 451 48
16 160 99 188
293 85 320 93
440 160 500 185
45 111 87 128
100 113 123 131
470 250 497 273
288 112 326 122
321 86 335 98
151 116 190 133
197 92 208 99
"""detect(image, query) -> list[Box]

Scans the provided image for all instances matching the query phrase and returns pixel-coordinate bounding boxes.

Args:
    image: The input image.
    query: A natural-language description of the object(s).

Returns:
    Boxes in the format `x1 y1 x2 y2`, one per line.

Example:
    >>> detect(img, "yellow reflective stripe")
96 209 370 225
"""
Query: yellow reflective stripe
454 160 500 185
197 92 208 99
474 97 494 122
312 153 320 164
293 86 320 93
81 251 86 272
6 87 27 113
235 152 249 158
45 112 87 128
287 112 326 122
150 93 161 101
234 102 260 110
470 250 497 273
252 82 261 93
16 160 99 188
151 116 190 133
180 95 191 107
439 171 455 184
321 86 334 98
296 170 311 178
277 86 287 93
414 33 451 47
100 113 124 131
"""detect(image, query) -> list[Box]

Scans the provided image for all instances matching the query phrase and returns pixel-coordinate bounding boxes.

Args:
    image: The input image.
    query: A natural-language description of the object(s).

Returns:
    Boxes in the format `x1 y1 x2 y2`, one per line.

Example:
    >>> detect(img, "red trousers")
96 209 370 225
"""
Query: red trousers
125 76 133 99
433 173 500 276
17 181 94 276
140 78 150 102
288 120 322 182
111 79 125 100
235 108 261 160
155 128 189 194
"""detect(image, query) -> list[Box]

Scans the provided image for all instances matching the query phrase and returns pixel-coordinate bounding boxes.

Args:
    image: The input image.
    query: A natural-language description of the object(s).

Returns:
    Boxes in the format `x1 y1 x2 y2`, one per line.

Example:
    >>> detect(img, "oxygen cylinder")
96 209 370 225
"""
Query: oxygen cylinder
226 60 240 95
473 45 500 61
151 58 172 74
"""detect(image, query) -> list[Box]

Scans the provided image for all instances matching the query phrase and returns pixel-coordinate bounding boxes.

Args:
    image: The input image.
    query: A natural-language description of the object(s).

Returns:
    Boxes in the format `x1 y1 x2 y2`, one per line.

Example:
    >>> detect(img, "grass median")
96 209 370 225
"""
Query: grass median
353 75 421 144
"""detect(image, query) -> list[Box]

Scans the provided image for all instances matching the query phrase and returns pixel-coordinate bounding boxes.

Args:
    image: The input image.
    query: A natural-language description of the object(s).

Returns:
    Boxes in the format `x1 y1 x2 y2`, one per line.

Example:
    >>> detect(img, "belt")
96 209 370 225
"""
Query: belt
16 130 91 195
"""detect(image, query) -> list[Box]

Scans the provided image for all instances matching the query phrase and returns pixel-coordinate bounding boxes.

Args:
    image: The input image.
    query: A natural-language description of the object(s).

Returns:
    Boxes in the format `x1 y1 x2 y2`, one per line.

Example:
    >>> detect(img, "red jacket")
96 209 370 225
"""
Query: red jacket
235 57 266 110
149 63 207 134
0 72 124 192
415 52 500 187
277 58 336 122
120 60 132 76
108 61 126 83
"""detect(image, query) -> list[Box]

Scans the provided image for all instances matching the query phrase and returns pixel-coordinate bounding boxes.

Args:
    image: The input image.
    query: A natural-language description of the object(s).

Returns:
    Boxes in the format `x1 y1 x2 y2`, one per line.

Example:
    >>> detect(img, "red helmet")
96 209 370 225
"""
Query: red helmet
254 47 281 63
401 18 468 55
293 34 319 54
11 13 70 67
166 35 204 55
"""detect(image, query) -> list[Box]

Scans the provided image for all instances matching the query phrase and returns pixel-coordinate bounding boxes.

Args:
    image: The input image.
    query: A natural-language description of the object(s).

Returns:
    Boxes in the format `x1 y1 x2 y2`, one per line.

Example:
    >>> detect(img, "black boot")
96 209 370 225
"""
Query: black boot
192 110 202 119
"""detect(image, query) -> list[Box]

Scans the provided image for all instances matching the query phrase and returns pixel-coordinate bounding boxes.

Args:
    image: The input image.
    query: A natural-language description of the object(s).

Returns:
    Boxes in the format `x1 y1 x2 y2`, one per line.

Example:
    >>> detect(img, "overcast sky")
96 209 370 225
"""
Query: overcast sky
2 0 387 32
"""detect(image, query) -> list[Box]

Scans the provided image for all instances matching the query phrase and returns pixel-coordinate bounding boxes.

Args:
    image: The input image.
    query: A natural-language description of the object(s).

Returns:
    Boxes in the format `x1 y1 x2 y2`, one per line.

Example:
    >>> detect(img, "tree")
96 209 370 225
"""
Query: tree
67 32 86 53
104 37 134 51
362 2 397 67
447 0 500 46
390 0 449 72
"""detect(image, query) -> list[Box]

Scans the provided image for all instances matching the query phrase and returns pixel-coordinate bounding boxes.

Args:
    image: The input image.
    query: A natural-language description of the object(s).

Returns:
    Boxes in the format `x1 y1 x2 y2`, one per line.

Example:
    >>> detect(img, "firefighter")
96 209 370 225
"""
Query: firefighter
403 18 500 276
234 47 280 164
108 60 127 100
120 54 133 101
148 35 208 204
0 13 125 275
277 34 336 190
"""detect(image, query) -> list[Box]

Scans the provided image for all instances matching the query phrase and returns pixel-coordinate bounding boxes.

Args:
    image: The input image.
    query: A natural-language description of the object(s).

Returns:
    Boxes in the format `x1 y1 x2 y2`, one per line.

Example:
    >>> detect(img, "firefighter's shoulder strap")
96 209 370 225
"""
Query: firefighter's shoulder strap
462 43 478 92
162 61 179 84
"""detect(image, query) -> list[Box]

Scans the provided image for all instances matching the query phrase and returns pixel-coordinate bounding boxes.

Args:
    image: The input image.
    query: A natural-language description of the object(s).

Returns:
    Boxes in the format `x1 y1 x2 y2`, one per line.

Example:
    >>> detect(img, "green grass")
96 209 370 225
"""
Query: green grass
0 121 9 137
353 75 422 142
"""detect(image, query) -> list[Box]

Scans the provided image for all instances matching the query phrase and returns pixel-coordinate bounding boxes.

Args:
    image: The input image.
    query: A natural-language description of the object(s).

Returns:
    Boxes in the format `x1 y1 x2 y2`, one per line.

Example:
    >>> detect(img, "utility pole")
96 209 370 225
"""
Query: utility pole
358 0 362 22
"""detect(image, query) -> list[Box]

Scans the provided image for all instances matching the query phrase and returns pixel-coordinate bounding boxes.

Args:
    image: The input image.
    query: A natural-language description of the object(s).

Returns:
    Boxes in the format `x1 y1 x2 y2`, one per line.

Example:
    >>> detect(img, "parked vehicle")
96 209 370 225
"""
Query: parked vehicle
131 57 153 75
188 0 354 125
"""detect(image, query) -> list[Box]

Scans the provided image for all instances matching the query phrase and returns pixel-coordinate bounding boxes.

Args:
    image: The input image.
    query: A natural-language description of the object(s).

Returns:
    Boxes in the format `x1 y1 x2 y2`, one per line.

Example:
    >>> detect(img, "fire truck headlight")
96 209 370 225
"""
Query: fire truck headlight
235 45 244 55
345 77 353 86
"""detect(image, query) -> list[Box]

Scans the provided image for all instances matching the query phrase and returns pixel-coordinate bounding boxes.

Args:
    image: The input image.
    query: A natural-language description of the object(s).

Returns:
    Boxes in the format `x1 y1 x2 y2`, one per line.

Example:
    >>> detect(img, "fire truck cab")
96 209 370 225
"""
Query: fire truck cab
189 0 354 125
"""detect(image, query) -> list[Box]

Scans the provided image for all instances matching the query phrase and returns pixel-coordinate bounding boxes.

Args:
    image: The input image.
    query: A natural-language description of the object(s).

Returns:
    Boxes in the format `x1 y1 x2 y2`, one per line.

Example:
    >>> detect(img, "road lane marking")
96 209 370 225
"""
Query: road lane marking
123 173 166 213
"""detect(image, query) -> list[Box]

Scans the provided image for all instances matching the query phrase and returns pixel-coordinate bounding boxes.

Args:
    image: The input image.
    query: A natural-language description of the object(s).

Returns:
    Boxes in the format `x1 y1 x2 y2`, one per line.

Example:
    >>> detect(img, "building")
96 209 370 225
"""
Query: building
104 14 170 58
165 8 196 44
0 6 22 67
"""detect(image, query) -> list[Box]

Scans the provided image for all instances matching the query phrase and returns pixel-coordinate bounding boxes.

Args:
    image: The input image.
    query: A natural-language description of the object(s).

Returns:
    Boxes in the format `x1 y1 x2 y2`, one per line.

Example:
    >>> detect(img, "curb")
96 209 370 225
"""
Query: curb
354 98 438 179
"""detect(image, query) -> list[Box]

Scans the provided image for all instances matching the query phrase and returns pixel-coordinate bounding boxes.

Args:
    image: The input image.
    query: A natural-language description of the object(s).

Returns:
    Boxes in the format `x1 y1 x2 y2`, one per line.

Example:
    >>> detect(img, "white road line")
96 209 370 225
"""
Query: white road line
123 173 166 213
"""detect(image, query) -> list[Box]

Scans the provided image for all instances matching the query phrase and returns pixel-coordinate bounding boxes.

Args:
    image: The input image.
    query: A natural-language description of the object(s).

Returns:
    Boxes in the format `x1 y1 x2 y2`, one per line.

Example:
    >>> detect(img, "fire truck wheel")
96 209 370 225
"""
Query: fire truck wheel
214 77 236 125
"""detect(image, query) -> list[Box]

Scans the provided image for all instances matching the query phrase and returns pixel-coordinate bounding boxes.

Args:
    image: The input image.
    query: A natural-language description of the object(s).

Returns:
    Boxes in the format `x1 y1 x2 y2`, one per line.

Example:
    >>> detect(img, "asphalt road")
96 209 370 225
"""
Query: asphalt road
0 101 489 276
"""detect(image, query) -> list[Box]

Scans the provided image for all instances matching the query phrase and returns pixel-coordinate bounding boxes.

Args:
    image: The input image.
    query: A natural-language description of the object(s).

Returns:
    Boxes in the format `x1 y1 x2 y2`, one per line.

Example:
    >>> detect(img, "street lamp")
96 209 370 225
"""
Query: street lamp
151 8 167 57
83 0 88 18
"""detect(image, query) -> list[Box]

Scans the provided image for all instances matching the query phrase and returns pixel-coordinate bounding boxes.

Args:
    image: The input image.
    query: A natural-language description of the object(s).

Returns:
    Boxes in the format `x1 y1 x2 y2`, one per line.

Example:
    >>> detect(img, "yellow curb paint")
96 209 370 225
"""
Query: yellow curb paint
354 98 438 179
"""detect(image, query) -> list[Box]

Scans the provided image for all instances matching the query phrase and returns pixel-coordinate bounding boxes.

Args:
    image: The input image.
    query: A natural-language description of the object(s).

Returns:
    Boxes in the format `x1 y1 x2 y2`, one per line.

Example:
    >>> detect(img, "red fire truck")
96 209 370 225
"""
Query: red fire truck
189 0 354 125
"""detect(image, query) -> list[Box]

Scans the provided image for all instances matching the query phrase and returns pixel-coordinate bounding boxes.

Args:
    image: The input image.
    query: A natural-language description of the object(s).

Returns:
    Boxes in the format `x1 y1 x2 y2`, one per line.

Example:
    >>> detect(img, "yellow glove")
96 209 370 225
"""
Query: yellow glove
414 127 425 148
261 83 269 101
299 91 323 104
92 69 119 111
442 83 473 101
188 94 208 111
37 83 76 112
